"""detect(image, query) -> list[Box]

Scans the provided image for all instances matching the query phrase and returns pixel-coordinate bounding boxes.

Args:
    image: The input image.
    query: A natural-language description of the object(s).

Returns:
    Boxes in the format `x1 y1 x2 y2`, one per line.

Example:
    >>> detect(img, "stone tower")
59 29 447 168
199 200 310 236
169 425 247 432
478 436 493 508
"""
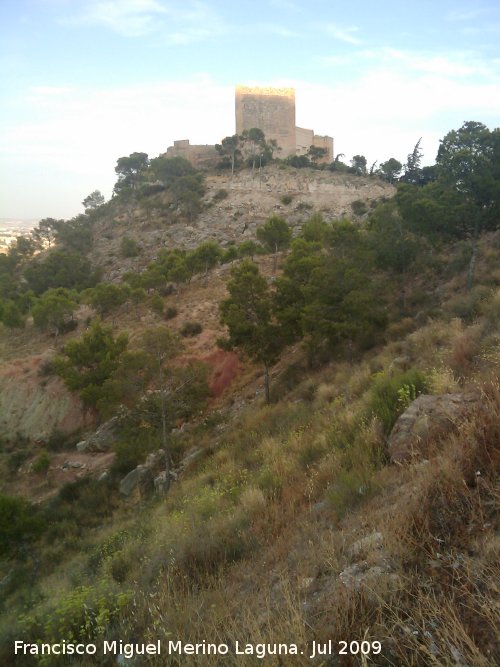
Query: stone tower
235 86 297 157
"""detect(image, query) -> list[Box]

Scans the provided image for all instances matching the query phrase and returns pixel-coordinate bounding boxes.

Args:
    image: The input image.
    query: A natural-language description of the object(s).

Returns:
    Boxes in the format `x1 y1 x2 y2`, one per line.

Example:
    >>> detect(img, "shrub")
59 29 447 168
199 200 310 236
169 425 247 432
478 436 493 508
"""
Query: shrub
0 494 45 558
120 236 141 257
445 285 490 322
181 321 203 337
32 449 51 474
212 189 229 202
367 368 428 434
351 199 368 216
280 194 293 205
19 585 131 650
150 293 164 316
165 305 178 320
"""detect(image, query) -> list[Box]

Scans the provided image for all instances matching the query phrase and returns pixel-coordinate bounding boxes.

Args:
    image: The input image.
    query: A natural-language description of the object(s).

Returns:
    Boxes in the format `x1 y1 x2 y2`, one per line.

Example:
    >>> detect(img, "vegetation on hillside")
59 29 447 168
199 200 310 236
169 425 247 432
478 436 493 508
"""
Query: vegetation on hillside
0 120 498 665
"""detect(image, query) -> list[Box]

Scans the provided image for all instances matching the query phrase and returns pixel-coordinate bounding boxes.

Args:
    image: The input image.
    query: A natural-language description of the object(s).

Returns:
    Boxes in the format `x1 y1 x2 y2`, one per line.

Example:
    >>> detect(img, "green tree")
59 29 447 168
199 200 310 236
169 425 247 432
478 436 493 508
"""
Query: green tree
83 283 130 319
0 300 25 328
379 158 402 183
187 241 222 278
82 190 105 212
307 145 327 165
219 260 285 402
368 200 417 275
24 250 97 294
215 135 242 176
435 121 499 288
139 327 179 486
238 239 260 260
54 215 94 253
53 320 128 410
32 288 78 338
401 138 423 184
350 155 367 176
32 217 62 249
114 152 149 193
256 215 292 271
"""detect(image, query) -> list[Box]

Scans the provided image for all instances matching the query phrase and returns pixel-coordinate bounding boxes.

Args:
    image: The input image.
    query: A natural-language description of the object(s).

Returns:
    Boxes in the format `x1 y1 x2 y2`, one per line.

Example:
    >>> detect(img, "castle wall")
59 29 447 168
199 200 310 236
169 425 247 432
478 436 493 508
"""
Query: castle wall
235 86 296 157
165 140 219 169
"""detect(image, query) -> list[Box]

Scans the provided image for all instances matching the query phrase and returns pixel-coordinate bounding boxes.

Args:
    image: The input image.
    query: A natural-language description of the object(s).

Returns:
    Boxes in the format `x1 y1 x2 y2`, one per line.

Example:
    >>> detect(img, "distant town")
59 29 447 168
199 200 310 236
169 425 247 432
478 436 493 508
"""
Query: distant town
0 219 38 253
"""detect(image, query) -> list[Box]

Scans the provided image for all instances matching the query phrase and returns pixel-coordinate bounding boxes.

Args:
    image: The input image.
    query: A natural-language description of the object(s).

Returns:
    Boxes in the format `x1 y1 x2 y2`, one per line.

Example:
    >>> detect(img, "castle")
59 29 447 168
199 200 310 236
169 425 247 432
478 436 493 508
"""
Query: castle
166 86 334 166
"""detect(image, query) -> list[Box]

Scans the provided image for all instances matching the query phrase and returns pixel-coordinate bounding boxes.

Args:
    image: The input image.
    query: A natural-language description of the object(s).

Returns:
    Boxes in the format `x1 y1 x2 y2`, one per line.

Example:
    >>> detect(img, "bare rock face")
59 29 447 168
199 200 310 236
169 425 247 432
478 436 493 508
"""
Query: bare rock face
388 393 482 463
0 353 93 442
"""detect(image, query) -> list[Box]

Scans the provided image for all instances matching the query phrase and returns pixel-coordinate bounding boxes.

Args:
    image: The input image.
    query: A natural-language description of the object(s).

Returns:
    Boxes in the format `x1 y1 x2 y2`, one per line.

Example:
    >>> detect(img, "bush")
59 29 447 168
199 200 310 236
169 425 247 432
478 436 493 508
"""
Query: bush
0 494 45 558
445 285 491 322
181 321 203 337
212 189 228 202
165 306 178 320
351 199 368 216
367 368 428 434
281 194 293 205
150 293 164 316
120 237 141 258
32 449 51 474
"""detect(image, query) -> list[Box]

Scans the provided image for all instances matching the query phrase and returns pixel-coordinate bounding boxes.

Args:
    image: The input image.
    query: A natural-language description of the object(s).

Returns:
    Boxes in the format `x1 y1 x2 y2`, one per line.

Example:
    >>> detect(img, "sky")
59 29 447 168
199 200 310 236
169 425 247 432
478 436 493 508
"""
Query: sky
1 0 499 220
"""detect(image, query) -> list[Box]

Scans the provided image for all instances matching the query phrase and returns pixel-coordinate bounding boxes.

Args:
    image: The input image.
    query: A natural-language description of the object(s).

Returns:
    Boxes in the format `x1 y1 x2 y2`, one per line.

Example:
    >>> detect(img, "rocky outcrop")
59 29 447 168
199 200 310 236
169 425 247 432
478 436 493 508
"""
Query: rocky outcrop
0 352 93 442
119 446 205 499
76 414 123 453
388 393 482 463
119 449 168 499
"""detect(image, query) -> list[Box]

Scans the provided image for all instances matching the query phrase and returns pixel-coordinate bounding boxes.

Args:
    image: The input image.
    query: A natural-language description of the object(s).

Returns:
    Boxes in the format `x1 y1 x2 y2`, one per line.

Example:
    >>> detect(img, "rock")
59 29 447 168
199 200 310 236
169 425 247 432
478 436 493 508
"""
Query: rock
348 531 384 559
388 393 481 463
62 460 85 469
339 561 401 594
76 414 123 453
120 449 167 498
389 356 411 374
119 468 141 497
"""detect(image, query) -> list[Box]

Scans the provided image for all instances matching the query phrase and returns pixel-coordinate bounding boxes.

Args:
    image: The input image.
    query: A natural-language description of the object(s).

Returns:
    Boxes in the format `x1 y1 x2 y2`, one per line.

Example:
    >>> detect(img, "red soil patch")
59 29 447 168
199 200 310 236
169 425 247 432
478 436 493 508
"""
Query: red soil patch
179 349 243 398
203 349 242 397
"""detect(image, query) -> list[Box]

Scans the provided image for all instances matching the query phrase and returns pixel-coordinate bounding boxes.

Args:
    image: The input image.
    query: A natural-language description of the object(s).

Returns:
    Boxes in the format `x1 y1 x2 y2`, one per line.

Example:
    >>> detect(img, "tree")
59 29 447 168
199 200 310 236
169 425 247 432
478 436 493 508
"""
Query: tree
54 215 93 253
238 239 260 260
307 145 327 165
215 135 242 176
83 283 130 319
329 154 350 173
32 288 78 338
219 260 285 402
402 138 423 184
0 300 25 328
114 152 149 194
24 250 97 294
32 218 62 249
256 216 292 271
53 320 128 411
436 122 499 289
379 158 402 183
139 327 179 487
187 241 222 279
350 155 367 176
82 190 105 212
398 122 499 289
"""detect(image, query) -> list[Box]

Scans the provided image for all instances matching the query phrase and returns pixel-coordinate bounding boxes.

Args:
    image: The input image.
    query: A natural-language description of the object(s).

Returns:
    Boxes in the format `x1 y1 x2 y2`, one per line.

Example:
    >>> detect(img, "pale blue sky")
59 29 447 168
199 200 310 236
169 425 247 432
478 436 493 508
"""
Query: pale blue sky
1 0 499 219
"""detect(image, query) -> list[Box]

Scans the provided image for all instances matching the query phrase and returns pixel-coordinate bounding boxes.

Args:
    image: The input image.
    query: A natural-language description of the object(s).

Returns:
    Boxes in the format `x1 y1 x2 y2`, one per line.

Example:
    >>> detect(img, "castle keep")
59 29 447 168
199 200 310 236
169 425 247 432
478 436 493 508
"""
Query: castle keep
166 86 334 165
235 86 333 161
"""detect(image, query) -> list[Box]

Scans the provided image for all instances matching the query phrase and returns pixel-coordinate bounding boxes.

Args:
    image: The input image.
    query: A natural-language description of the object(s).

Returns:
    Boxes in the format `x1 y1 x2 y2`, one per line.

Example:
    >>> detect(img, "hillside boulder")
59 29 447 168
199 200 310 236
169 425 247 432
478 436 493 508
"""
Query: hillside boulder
388 393 481 463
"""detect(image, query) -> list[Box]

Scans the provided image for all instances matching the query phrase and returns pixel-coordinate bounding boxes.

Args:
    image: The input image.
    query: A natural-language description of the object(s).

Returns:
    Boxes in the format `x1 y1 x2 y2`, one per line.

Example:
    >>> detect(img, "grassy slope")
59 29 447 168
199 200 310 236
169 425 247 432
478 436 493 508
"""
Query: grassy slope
0 218 499 665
